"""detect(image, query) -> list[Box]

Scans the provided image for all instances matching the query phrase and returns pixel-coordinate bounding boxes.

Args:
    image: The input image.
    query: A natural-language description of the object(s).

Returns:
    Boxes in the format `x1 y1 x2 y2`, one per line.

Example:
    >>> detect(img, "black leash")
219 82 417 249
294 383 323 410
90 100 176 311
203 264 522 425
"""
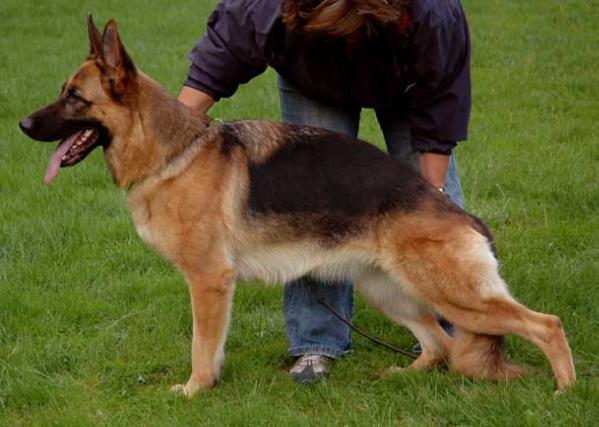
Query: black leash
317 293 418 360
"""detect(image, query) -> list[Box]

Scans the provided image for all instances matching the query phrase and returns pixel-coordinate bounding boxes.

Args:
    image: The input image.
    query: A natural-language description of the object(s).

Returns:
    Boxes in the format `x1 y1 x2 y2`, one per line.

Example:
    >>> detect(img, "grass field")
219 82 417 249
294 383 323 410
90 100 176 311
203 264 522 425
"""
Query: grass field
1 0 598 425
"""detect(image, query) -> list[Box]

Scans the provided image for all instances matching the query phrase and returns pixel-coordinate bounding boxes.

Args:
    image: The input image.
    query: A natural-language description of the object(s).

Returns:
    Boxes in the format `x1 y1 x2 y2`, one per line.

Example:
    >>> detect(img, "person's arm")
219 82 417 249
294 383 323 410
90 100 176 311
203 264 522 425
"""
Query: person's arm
419 152 449 190
405 2 471 187
178 86 216 114
183 0 278 102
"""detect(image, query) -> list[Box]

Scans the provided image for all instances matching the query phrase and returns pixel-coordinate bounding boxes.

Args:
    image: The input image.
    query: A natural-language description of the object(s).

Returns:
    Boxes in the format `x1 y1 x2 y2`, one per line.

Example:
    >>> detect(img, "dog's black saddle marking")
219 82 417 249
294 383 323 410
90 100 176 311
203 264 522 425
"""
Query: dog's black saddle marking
219 123 244 155
247 126 429 217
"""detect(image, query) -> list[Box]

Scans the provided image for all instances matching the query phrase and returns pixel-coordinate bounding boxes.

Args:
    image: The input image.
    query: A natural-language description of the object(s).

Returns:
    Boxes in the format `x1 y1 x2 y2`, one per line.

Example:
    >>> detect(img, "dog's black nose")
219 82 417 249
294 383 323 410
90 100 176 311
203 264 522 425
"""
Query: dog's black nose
19 117 34 134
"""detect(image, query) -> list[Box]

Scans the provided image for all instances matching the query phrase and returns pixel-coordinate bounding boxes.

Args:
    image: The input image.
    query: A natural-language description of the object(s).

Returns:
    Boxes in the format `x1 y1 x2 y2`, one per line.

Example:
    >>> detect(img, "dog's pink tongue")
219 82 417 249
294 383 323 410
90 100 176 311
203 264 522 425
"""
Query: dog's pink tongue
44 131 81 186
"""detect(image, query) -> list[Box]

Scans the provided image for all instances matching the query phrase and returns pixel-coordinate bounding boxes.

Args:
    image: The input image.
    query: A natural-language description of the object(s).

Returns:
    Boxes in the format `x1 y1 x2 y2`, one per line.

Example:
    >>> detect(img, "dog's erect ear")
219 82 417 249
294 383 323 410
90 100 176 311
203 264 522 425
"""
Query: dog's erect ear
87 13 102 58
100 19 137 96
101 20 132 70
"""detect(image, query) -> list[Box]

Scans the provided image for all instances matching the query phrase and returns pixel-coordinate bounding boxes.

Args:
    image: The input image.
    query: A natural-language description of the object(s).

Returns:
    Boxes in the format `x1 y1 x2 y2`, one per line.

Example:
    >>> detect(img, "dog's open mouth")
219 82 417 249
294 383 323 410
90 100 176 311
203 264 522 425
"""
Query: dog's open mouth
45 128 103 186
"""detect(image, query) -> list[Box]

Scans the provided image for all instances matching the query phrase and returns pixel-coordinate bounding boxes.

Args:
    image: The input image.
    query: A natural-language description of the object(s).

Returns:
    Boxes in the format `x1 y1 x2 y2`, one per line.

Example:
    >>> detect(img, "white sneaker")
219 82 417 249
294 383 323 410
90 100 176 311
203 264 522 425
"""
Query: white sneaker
289 354 331 384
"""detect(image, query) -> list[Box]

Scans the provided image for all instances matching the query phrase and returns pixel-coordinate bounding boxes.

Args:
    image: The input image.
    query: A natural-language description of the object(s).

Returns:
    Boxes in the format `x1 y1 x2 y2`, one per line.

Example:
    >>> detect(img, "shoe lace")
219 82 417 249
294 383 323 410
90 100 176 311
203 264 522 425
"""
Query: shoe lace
298 354 325 367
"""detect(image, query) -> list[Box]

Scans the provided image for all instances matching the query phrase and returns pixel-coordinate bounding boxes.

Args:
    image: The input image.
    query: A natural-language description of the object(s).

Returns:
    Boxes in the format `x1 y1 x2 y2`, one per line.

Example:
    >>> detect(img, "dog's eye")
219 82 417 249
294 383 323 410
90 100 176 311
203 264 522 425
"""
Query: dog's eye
67 88 82 99
65 88 89 104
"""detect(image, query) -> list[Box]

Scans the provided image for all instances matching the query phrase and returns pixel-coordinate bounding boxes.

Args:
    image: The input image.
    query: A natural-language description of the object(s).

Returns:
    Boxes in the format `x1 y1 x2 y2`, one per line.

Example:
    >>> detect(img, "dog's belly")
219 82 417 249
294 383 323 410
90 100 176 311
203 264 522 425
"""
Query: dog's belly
233 243 376 285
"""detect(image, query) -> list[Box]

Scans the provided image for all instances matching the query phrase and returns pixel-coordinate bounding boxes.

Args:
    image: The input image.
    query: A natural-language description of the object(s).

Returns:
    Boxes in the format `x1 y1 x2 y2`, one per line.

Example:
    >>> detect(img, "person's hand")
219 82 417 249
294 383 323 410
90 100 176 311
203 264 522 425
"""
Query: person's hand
418 152 449 191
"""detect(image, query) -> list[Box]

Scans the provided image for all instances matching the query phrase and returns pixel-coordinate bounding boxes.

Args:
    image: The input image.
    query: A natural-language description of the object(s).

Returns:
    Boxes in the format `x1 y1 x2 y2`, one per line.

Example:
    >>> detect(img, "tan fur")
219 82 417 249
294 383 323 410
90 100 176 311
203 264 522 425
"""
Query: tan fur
23 18 576 397
450 331 528 381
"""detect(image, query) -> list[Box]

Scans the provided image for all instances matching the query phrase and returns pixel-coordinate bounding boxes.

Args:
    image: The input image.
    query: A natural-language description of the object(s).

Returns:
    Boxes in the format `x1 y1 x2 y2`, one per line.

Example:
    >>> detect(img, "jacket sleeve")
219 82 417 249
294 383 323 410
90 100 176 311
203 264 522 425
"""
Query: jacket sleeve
184 0 278 100
406 2 471 154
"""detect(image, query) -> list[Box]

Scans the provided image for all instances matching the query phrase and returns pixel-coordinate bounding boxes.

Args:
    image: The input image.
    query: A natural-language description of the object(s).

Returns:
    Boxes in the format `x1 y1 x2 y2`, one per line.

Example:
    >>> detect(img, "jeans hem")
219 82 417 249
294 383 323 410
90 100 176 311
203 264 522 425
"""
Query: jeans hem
288 345 352 360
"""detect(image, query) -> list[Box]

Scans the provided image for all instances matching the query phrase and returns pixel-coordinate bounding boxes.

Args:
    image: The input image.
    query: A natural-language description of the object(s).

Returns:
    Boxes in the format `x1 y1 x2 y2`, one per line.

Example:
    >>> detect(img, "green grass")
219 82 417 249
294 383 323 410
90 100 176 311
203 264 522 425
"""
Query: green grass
1 0 598 425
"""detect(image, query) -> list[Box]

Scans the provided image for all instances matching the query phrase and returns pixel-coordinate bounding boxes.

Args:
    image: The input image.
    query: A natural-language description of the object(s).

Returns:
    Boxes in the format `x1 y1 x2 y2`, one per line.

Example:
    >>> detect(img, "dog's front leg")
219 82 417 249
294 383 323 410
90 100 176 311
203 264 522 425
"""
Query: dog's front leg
171 266 236 397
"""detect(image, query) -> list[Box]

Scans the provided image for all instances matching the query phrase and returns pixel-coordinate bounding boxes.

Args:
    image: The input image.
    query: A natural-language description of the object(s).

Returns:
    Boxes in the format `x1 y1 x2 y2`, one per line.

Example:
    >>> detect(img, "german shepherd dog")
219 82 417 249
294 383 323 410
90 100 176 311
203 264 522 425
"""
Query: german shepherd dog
20 16 575 397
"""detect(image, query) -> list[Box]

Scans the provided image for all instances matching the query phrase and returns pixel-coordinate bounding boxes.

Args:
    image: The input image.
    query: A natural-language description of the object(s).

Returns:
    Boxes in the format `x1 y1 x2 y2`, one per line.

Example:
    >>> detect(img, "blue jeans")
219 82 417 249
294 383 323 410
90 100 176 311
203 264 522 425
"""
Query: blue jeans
278 76 465 358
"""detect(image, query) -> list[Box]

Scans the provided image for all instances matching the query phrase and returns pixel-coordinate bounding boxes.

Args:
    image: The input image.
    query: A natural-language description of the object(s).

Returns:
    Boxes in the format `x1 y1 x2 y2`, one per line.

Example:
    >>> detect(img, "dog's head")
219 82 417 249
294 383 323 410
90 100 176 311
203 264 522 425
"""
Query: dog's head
19 15 140 186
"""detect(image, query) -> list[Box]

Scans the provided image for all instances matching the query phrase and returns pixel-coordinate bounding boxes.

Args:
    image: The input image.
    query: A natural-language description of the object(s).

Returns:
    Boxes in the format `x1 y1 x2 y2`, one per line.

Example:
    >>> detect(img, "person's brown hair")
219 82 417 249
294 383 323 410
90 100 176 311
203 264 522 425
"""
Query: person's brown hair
282 0 410 39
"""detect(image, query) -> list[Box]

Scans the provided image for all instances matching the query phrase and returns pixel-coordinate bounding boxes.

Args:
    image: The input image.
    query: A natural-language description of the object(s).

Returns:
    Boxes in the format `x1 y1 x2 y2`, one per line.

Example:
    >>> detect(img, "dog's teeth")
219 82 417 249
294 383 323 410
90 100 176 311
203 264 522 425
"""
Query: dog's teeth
84 129 92 137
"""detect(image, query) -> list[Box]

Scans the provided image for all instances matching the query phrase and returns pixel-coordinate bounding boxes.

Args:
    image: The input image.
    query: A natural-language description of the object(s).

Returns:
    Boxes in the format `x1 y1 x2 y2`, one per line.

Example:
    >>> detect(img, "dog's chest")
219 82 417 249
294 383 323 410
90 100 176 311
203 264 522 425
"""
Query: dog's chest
127 189 167 254
129 202 156 246
133 217 154 246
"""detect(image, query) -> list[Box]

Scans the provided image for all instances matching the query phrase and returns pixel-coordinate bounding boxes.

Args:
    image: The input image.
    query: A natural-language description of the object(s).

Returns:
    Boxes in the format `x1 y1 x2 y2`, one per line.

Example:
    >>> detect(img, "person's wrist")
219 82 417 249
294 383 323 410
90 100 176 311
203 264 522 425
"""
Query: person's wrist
178 86 215 114
424 177 446 191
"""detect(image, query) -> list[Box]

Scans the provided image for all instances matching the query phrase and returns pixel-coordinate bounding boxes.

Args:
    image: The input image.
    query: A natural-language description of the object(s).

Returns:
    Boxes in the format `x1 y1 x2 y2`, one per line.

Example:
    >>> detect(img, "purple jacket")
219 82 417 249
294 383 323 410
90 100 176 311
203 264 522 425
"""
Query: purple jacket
185 0 471 154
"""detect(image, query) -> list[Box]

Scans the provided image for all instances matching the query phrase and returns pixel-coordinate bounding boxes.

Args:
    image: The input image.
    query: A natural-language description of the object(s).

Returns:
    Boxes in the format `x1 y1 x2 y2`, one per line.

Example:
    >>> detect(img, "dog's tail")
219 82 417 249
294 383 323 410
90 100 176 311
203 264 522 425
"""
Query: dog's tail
450 330 528 380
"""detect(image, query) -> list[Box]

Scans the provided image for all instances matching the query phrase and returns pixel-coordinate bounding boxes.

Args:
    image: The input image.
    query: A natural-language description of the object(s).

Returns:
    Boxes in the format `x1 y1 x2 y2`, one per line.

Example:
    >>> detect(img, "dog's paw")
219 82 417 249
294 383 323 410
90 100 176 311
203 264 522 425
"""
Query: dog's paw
554 379 576 396
382 366 407 377
170 383 189 396
170 382 200 398
170 375 218 398
554 386 572 396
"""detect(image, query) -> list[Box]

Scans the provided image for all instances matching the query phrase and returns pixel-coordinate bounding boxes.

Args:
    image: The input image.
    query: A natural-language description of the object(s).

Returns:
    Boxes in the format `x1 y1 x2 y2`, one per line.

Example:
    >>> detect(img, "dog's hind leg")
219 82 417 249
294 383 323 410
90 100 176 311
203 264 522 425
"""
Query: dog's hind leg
356 271 452 371
387 227 575 391
443 298 575 391
171 252 237 398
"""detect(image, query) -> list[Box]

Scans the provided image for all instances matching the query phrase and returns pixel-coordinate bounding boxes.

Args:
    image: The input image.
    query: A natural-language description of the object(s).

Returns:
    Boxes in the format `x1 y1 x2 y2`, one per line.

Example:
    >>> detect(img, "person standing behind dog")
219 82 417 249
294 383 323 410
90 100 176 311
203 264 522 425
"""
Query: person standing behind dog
179 0 471 384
